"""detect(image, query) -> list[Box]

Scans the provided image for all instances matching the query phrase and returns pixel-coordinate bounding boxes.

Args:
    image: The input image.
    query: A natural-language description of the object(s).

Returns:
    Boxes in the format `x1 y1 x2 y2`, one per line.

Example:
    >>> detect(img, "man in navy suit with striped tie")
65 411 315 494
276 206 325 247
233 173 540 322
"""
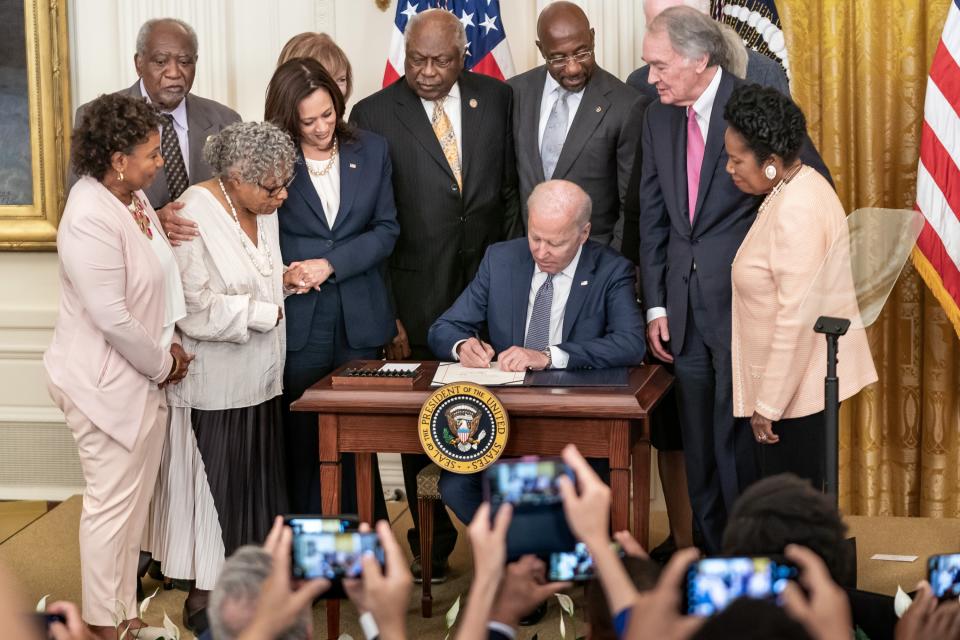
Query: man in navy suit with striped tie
427 179 646 523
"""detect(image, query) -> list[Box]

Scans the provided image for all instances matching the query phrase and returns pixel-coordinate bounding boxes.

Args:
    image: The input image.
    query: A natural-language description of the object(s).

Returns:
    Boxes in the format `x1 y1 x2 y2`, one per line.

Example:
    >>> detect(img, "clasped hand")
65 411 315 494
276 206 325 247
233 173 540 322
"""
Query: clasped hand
457 338 549 371
283 258 334 294
161 342 194 388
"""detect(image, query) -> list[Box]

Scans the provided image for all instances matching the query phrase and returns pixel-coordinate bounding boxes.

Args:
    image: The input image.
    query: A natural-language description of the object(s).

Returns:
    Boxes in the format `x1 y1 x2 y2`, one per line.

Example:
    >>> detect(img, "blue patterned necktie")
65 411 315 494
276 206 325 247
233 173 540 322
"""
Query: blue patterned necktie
524 273 555 352
540 89 570 179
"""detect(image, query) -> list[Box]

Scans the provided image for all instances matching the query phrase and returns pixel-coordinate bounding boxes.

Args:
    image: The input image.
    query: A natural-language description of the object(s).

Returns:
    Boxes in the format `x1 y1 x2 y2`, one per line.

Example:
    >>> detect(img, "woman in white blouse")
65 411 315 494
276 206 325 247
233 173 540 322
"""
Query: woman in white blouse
145 121 305 633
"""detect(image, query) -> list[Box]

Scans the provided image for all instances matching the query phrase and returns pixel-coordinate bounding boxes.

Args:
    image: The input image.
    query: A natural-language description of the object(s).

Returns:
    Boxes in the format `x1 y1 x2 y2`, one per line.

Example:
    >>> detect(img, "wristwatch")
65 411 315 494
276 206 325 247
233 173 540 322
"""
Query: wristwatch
541 347 552 369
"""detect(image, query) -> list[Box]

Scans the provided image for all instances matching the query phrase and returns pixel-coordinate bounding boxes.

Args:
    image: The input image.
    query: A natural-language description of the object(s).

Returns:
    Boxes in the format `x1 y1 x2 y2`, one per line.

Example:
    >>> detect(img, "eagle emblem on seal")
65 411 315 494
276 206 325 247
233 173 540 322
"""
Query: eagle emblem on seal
443 403 487 452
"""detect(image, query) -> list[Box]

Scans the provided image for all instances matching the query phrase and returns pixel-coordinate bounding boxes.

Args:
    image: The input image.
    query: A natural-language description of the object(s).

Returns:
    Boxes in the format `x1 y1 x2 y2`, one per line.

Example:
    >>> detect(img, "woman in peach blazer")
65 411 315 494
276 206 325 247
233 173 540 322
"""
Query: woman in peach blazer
723 85 877 490
44 94 191 639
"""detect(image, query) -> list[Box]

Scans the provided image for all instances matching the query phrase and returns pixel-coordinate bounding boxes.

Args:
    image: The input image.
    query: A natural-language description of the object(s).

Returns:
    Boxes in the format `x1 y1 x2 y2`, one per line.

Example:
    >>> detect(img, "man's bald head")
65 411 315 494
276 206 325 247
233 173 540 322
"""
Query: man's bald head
643 0 710 23
527 180 592 274
536 1 596 92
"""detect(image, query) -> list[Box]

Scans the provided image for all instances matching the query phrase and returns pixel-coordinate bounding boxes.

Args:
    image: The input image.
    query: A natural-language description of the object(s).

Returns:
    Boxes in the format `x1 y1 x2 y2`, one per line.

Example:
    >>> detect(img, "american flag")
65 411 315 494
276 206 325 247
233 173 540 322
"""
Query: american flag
712 0 790 79
914 0 960 339
383 0 515 87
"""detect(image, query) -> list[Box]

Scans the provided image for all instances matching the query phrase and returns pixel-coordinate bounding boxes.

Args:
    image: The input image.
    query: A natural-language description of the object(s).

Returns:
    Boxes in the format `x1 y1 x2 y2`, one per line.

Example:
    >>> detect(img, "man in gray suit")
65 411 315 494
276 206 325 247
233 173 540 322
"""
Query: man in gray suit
627 0 790 99
71 18 240 244
509 1 648 248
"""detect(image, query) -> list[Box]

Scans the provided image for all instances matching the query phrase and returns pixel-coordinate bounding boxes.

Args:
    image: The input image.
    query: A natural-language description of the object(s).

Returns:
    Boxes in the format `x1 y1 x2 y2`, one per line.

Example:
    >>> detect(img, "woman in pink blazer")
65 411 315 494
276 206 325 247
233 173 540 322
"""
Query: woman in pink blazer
44 94 192 639
723 85 877 490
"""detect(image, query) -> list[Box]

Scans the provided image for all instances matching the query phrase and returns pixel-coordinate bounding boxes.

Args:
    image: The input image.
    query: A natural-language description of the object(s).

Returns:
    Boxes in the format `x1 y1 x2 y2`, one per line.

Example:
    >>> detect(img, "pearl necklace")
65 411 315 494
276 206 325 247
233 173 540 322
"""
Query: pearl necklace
305 137 339 177
218 178 273 277
757 163 805 217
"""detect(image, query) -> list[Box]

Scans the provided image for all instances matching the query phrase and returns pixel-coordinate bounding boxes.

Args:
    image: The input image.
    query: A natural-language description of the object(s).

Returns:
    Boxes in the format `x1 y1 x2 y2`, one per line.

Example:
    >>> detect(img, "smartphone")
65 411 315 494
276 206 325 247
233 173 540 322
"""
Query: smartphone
285 514 359 534
682 557 798 616
30 612 66 635
548 542 624 582
290 529 384 581
928 553 960 600
484 457 573 509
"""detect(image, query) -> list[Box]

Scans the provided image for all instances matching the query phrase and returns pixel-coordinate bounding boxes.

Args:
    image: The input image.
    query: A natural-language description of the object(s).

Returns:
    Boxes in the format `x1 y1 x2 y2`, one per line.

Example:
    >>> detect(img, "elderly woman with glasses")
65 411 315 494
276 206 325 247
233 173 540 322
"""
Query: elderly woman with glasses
144 121 305 634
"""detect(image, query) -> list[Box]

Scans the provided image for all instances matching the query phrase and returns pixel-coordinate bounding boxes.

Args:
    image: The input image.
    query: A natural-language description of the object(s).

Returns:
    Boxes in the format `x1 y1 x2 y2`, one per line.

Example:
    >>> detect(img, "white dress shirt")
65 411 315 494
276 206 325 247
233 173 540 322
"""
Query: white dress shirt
420 82 462 160
306 155 341 229
646 67 724 324
140 79 190 178
537 72 585 149
452 246 582 369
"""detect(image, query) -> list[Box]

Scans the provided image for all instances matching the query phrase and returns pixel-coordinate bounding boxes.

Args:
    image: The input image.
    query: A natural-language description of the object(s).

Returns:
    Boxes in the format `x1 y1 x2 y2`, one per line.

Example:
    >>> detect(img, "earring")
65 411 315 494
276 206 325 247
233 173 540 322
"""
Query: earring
117 170 125 183
764 164 777 180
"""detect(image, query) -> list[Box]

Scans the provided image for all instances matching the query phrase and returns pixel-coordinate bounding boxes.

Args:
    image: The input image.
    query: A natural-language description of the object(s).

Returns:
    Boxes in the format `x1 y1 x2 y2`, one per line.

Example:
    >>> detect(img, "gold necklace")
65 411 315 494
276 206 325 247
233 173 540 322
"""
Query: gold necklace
126 194 154 239
306 137 339 177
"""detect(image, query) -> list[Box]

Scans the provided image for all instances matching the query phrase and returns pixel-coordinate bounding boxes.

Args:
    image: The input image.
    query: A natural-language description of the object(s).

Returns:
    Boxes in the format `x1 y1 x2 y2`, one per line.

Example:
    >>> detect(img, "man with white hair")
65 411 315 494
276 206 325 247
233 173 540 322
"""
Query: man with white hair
71 18 241 240
627 0 789 99
637 7 829 554
351 7 521 583
428 179 646 524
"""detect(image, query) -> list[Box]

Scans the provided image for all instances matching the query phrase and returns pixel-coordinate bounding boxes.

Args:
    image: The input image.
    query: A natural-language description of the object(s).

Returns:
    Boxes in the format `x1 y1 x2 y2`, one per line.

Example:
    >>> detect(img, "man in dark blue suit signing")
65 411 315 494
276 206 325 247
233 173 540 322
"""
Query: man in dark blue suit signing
428 179 646 523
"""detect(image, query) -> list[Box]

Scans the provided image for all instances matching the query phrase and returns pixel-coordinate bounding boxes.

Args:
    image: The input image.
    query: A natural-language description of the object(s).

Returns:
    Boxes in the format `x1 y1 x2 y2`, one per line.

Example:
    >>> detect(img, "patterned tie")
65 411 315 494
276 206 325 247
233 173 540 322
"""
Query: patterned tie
524 273 555 352
431 97 462 190
540 89 570 179
686 106 705 224
160 113 189 200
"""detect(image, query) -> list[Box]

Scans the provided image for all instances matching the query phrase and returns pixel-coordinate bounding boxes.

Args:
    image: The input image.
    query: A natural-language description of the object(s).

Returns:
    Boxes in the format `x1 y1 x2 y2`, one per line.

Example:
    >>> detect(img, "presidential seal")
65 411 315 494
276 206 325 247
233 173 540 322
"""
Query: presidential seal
418 383 509 474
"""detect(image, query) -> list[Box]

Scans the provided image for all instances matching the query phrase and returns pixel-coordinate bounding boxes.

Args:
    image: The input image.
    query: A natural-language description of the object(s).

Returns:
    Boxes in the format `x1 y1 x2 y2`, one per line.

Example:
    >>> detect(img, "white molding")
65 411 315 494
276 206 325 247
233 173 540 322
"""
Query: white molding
0 486 81 501
0 307 57 329
0 406 64 426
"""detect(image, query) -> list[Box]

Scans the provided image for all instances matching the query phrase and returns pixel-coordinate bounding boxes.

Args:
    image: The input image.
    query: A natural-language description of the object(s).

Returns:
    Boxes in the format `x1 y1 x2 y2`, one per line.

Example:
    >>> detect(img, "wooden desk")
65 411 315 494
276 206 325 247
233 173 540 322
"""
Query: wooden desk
292 360 672 637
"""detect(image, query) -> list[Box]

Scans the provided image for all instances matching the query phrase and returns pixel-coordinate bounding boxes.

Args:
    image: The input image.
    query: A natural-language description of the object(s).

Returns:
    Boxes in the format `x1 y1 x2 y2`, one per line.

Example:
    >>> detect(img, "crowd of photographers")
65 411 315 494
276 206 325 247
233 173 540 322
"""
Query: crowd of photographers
7 444 960 639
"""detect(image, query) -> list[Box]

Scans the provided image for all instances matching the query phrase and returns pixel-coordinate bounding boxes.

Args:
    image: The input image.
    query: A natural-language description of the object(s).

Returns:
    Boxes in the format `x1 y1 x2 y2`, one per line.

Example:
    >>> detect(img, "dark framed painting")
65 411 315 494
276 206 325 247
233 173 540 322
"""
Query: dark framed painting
0 0 71 249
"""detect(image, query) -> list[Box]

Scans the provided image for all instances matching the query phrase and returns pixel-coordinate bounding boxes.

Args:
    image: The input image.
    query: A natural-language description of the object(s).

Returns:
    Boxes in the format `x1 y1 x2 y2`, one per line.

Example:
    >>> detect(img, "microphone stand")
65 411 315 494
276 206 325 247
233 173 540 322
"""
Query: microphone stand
813 316 850 501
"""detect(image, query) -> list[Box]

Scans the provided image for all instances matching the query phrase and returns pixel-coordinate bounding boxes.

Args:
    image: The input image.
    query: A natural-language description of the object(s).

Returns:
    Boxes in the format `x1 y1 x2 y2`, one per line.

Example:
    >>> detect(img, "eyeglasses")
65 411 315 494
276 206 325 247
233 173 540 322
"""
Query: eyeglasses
258 175 295 198
545 49 594 70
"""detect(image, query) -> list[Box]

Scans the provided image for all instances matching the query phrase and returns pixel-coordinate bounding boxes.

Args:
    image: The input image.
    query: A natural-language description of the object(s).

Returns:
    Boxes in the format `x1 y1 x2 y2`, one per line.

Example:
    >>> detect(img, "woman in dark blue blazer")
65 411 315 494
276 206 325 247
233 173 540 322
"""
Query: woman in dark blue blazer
266 58 399 516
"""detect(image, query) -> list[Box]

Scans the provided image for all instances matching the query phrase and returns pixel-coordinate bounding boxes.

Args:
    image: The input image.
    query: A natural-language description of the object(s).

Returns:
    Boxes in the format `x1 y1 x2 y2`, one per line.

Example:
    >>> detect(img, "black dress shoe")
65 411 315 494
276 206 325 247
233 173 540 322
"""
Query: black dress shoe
411 557 449 584
519 601 548 626
182 602 209 635
649 534 678 565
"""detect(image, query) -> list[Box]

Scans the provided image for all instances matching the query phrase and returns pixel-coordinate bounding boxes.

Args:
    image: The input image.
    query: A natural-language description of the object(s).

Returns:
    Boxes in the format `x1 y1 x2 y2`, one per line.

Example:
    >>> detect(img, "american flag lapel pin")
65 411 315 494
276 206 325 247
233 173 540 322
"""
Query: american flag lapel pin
580 280 589 286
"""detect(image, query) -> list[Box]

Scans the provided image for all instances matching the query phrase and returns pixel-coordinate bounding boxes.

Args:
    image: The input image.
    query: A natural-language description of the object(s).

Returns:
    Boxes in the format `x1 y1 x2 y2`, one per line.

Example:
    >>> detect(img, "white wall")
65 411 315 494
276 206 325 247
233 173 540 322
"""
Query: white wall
0 0 655 503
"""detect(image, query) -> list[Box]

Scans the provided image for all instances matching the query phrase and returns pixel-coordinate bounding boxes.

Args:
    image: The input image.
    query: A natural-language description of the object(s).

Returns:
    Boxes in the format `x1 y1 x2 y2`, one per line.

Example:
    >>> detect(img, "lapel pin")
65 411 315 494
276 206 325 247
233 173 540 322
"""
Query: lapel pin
580 280 589 286
469 98 478 108
349 162 357 169
595 106 602 113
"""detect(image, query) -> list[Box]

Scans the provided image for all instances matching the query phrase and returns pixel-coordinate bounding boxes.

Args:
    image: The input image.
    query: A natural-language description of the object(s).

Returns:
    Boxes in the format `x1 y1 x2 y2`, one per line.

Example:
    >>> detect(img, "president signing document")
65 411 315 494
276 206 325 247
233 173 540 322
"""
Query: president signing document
428 180 646 373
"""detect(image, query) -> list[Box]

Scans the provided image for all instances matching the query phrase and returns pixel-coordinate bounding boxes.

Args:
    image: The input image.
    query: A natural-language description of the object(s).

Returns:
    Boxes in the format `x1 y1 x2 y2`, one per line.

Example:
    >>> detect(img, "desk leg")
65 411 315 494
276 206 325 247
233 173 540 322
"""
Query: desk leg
356 453 374 524
609 420 630 533
318 413 341 639
631 418 651 550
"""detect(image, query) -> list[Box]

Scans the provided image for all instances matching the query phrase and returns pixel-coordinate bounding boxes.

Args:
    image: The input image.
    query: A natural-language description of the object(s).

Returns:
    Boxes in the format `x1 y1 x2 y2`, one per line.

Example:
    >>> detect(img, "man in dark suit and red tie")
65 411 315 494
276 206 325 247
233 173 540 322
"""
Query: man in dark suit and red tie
638 6 830 554
350 8 521 582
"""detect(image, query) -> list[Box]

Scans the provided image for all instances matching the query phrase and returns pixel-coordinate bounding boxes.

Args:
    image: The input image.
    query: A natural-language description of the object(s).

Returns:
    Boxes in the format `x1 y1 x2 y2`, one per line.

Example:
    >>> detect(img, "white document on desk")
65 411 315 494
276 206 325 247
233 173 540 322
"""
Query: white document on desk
431 361 526 387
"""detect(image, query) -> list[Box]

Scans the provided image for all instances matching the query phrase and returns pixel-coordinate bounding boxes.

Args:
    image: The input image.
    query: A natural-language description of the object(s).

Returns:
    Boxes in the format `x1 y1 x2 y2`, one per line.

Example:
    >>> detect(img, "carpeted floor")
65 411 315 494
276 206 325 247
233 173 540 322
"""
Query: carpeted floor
0 497 669 639
2 498 958 639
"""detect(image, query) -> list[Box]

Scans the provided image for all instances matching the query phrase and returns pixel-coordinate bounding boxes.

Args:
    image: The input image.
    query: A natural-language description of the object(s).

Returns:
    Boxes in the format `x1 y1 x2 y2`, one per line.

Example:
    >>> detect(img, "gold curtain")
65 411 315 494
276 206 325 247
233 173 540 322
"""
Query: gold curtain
781 0 960 517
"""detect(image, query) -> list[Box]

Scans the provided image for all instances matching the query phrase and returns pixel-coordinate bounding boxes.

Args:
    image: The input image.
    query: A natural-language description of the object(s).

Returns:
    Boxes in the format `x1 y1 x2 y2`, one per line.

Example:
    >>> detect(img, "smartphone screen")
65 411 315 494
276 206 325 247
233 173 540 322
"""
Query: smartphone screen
486 458 573 509
684 557 798 616
928 554 960 600
548 542 623 582
290 529 384 580
285 515 357 534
